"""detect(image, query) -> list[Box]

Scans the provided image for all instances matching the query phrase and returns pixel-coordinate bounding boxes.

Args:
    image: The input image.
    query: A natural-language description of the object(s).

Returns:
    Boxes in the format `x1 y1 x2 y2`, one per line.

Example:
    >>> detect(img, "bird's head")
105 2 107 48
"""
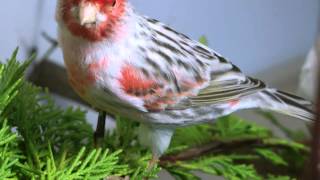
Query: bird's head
60 0 126 41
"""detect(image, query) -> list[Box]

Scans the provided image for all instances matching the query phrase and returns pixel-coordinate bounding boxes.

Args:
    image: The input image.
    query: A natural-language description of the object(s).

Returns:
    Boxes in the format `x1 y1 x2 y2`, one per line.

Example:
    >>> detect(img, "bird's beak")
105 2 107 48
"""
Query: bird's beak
79 2 98 26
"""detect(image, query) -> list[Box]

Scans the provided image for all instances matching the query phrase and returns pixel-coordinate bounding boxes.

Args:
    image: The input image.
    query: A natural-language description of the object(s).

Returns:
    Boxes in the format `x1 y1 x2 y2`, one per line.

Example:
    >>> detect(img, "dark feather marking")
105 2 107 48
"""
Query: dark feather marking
146 18 159 24
176 58 191 70
196 58 206 68
277 90 310 102
139 31 148 36
140 68 150 77
191 67 203 82
160 71 171 81
275 93 313 114
149 48 174 64
178 40 215 60
157 68 182 93
169 70 181 93
195 87 254 100
134 91 142 97
232 65 242 72
145 56 160 70
152 37 187 57
195 74 204 83
154 30 195 57
162 25 191 40
193 77 266 102
138 22 144 27
138 46 146 52
248 77 266 88
262 90 282 103
194 45 211 55
180 40 189 46
215 55 229 63
192 45 215 59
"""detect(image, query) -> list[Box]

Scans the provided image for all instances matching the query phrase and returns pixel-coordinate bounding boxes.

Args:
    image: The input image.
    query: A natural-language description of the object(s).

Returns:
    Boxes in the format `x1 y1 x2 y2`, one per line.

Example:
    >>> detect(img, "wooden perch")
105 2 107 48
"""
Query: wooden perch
159 139 260 165
159 138 306 166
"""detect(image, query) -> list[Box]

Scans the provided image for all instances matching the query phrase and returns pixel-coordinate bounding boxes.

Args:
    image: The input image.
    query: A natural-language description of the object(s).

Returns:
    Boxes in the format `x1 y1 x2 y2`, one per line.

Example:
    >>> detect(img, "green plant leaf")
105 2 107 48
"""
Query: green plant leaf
255 148 288 166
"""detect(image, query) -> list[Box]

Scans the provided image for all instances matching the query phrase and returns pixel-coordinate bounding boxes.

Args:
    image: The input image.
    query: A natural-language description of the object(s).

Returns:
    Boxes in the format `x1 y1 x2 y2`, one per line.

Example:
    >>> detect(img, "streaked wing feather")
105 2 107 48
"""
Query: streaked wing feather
191 77 267 105
129 17 268 111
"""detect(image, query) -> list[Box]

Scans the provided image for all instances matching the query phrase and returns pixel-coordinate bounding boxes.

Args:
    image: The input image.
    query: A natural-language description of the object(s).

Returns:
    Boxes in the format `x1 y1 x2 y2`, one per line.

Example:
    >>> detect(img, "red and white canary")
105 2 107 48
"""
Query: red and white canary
56 0 314 158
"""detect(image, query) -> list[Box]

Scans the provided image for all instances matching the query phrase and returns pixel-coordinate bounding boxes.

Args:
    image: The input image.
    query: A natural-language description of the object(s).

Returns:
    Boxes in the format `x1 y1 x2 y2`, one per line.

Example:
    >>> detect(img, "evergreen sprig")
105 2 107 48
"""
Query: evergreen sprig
168 155 260 180
18 146 128 179
0 120 20 179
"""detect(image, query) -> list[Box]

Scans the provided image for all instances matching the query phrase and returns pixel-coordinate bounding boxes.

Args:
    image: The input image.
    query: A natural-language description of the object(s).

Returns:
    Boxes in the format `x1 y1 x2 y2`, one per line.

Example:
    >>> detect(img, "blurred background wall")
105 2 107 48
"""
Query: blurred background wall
0 0 319 75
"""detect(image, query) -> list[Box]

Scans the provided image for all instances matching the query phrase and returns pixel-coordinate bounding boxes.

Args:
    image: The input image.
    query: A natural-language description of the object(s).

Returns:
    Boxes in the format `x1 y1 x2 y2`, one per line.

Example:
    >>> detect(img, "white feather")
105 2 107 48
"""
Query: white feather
138 123 174 156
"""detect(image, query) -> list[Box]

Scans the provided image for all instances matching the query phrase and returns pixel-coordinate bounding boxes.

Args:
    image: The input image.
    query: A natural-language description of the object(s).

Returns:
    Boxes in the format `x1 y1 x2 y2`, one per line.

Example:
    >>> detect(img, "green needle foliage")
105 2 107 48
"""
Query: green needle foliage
0 49 310 180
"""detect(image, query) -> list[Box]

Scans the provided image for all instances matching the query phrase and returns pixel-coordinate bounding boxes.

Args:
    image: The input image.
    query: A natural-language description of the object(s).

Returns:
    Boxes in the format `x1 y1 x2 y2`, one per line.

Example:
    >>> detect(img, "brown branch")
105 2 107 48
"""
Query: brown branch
40 32 58 60
159 140 253 165
159 138 301 166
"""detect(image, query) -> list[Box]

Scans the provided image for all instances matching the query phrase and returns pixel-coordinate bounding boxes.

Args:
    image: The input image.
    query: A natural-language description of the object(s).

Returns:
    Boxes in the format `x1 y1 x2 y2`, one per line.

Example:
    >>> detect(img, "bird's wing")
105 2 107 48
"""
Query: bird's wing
118 17 266 112
189 77 266 106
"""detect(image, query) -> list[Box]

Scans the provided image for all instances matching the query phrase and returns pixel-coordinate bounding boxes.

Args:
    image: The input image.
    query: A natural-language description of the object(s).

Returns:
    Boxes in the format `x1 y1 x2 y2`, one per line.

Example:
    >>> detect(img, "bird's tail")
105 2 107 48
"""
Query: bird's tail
259 89 314 122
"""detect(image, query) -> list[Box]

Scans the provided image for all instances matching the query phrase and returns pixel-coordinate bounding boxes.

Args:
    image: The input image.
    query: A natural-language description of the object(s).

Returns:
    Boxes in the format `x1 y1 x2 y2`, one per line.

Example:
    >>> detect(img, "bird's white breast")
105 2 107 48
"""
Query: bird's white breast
57 17 151 116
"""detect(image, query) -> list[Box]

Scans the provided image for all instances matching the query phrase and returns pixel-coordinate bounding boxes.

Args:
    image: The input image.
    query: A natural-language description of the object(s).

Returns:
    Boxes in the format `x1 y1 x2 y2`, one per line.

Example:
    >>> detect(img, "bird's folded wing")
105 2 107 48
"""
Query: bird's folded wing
166 77 267 110
190 77 266 105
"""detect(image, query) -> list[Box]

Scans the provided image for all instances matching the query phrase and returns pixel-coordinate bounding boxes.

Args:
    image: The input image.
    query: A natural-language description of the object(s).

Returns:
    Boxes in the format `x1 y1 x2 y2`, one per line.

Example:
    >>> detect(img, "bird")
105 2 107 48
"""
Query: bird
56 0 314 163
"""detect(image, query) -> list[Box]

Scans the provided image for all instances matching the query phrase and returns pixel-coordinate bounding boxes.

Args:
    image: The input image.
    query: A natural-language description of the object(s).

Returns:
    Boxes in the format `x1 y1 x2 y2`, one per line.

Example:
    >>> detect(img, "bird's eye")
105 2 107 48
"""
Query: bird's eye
106 0 116 7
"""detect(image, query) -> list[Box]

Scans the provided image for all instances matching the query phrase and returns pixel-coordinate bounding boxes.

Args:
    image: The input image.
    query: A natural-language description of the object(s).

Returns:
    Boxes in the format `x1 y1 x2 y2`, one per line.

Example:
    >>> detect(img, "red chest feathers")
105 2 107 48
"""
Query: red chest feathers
67 58 108 96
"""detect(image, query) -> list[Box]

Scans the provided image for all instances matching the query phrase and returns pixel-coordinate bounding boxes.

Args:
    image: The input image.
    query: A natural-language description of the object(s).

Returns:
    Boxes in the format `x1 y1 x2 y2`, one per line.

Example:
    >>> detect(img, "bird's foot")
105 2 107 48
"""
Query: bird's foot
142 155 160 180
107 176 130 180
94 111 107 148
147 154 159 171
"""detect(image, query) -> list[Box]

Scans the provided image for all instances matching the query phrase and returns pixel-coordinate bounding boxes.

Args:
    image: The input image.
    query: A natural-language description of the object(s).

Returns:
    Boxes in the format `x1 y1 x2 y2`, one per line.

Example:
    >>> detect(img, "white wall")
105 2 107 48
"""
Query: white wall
0 0 319 75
